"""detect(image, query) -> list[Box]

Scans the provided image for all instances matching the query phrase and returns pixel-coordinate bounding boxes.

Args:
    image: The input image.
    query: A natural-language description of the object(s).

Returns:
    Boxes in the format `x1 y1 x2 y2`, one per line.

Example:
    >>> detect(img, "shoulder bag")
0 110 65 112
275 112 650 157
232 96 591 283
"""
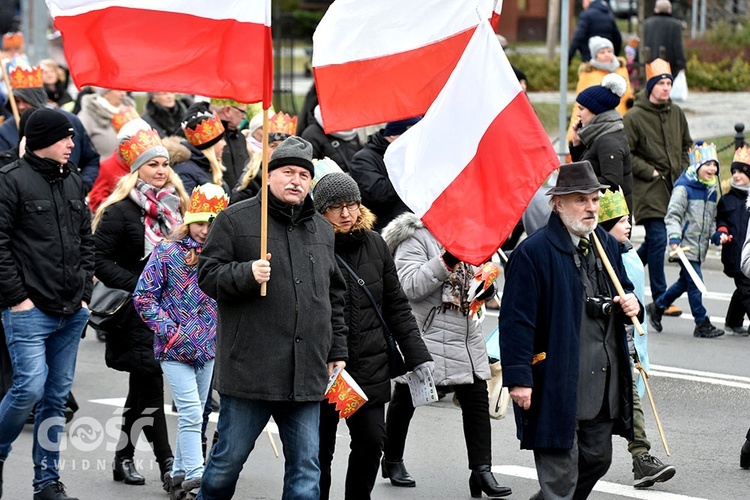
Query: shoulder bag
88 279 133 334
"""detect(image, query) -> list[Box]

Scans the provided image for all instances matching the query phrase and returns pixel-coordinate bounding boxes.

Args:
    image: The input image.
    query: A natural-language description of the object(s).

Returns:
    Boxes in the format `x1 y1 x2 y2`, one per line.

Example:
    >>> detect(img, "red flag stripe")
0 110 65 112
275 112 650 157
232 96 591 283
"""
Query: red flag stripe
55 7 272 105
421 93 558 265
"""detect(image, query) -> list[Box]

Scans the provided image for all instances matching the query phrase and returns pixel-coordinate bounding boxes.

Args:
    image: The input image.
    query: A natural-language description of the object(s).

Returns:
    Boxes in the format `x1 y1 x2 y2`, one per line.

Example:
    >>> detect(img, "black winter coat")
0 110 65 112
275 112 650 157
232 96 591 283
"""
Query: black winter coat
643 13 686 75
348 132 411 232
0 154 94 314
569 0 622 63
221 127 250 190
717 187 750 277
94 198 160 374
333 208 431 404
172 141 230 195
300 121 361 172
141 99 189 138
570 127 634 213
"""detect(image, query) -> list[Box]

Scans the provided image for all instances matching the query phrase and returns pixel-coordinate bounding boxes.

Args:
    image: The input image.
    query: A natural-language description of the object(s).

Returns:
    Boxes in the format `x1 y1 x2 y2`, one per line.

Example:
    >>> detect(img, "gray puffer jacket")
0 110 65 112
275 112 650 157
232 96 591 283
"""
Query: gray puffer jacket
382 213 490 386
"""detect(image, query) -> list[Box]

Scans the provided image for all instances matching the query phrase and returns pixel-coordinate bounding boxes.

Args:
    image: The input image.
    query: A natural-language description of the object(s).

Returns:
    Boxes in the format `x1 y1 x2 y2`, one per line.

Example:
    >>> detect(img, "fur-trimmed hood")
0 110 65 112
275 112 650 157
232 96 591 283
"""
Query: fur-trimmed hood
162 136 192 166
381 212 423 255
332 204 376 234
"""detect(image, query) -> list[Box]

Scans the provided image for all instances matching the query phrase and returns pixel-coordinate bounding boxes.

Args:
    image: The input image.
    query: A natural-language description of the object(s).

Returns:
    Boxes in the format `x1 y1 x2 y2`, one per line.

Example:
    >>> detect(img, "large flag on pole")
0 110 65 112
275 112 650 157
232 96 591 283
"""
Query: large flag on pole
489 0 503 31
385 21 559 266
46 0 273 106
312 0 483 134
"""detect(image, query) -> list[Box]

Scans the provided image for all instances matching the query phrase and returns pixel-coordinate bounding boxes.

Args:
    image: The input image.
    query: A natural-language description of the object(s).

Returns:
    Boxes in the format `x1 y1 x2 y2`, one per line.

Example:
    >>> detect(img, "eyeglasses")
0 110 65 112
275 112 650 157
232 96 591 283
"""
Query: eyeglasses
232 106 246 115
327 202 360 214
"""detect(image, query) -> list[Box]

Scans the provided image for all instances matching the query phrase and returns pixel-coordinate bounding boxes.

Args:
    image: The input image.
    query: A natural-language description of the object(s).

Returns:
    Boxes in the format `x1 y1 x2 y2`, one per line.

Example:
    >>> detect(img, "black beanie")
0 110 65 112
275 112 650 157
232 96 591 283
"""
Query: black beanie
25 108 75 152
268 136 315 176
731 161 750 178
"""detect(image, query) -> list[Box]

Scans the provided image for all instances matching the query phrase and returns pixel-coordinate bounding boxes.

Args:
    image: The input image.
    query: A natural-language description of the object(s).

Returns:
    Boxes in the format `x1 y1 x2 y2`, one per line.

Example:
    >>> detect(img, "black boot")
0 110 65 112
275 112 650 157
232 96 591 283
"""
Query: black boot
112 455 145 485
381 458 416 487
159 457 174 492
33 482 79 500
741 439 750 469
469 465 512 498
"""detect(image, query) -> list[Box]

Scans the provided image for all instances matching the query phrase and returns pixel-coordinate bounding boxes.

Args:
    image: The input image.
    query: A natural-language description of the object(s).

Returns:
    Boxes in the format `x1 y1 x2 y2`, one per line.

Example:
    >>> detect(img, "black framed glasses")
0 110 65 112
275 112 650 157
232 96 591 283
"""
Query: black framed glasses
327 202 360 214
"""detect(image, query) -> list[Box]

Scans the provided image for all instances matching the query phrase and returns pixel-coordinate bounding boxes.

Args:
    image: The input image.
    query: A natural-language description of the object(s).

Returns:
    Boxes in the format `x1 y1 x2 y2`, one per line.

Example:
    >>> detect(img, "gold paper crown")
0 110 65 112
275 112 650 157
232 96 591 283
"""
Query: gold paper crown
598 188 629 223
119 129 163 168
2 32 24 52
182 112 225 148
689 142 719 171
184 184 229 225
210 98 247 108
111 106 140 133
9 65 42 89
733 145 750 167
645 58 672 81
269 112 298 136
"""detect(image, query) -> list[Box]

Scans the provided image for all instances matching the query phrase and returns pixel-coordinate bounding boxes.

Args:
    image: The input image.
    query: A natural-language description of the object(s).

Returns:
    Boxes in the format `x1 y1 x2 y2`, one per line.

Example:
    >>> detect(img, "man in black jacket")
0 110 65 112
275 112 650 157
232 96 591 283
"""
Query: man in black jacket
643 0 686 76
0 109 94 500
569 0 622 63
197 136 348 500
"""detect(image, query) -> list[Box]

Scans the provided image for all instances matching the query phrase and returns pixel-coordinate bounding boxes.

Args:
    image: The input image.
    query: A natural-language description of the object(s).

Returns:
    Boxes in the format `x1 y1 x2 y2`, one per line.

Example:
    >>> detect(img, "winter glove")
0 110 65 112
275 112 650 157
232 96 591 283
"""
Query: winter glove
413 361 435 383
441 250 460 270
711 230 731 246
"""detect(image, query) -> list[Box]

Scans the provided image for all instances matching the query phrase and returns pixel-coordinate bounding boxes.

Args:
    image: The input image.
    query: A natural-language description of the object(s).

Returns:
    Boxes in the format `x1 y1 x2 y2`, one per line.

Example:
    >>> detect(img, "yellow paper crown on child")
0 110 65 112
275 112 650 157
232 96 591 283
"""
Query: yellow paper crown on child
182 111 225 149
269 112 298 136
598 188 629 223
732 145 750 168
111 106 140 133
645 58 672 81
184 184 229 225
689 142 719 171
9 65 42 89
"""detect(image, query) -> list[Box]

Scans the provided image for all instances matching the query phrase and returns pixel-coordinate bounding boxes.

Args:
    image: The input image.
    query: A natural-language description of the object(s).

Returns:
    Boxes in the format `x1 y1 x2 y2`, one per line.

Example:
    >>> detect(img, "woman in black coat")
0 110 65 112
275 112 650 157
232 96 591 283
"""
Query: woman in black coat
312 173 432 500
93 126 188 490
570 73 634 213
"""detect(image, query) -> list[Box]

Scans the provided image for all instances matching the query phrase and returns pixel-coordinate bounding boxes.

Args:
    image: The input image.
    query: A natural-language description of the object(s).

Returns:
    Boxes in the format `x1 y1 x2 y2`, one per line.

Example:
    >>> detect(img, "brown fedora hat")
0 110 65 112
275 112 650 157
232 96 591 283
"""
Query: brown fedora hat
546 161 610 196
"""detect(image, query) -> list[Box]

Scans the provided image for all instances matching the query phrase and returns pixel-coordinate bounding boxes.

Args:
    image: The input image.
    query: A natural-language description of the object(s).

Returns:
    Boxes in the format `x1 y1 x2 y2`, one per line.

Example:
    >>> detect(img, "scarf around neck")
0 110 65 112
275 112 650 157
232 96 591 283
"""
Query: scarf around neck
578 109 624 146
590 58 621 73
129 179 183 258
441 262 475 316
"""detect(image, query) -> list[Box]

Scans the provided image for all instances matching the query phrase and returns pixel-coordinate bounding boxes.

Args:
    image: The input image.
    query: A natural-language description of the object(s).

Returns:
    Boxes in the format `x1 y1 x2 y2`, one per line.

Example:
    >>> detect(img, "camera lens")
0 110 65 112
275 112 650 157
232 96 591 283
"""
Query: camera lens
601 302 613 315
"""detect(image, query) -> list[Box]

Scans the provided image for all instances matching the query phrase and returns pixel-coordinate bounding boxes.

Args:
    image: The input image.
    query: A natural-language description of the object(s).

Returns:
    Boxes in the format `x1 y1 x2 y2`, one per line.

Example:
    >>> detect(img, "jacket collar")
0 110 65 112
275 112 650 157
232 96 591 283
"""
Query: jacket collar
267 188 316 225
545 211 609 256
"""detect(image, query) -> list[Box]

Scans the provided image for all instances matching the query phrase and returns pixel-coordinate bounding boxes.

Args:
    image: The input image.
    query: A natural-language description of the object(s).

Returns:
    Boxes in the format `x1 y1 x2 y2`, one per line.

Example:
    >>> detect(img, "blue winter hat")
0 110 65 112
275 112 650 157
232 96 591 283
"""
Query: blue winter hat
576 74 626 115
383 117 421 136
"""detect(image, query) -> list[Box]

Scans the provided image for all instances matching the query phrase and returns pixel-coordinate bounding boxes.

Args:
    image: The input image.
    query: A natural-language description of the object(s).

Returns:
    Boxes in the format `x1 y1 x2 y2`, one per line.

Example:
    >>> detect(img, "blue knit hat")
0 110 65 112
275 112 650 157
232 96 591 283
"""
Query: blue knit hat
576 73 627 115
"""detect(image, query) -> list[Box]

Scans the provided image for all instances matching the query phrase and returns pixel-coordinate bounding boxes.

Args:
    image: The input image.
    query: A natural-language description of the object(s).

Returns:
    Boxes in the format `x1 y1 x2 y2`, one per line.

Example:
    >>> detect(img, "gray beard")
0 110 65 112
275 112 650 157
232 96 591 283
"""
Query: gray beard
559 209 597 236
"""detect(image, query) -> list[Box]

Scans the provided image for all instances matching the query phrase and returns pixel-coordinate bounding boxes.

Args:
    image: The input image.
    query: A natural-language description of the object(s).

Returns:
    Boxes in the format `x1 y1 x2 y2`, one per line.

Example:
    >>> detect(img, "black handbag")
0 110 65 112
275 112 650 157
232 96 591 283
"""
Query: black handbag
336 255 407 378
88 280 133 333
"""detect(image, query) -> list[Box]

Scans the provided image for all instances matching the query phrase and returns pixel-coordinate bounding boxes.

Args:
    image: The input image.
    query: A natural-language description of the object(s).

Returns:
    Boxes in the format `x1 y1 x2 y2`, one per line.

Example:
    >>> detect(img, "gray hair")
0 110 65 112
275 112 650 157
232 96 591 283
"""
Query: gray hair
654 0 672 14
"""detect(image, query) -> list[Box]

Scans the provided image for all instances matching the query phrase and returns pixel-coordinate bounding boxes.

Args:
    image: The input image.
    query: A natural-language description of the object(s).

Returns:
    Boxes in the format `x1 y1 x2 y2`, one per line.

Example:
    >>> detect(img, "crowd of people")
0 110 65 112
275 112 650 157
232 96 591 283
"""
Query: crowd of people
0 2 746 499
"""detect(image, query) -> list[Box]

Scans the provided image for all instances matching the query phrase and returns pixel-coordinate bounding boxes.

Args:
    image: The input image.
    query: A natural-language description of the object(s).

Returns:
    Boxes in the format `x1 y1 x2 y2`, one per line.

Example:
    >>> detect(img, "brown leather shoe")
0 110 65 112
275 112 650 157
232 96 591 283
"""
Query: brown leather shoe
663 304 682 316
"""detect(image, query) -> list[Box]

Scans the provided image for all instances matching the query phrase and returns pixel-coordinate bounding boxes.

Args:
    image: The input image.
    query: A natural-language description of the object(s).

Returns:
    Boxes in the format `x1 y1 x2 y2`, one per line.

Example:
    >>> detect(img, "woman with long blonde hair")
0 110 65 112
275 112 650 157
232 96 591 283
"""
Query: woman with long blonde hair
172 104 228 194
93 125 188 491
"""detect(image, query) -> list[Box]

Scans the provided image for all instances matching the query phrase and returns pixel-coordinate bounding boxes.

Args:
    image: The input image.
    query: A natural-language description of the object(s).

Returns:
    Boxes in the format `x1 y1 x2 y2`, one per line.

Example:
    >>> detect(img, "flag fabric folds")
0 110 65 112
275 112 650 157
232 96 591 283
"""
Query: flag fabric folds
384 21 559 266
46 0 273 106
489 0 504 31
312 0 483 134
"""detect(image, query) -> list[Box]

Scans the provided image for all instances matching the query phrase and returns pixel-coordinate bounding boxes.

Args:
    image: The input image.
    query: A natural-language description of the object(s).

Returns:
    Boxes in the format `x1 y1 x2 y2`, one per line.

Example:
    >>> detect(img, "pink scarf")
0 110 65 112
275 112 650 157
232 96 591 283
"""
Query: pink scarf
129 180 183 258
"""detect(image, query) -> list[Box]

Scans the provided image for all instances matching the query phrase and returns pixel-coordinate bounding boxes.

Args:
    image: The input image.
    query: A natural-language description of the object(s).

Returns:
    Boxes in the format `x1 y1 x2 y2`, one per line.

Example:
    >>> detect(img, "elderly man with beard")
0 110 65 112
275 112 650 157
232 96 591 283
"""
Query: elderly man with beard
499 161 642 500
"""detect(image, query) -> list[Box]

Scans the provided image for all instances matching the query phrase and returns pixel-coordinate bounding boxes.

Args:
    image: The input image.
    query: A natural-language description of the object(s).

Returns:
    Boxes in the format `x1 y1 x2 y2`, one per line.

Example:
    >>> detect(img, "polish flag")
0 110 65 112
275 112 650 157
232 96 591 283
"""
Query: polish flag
312 0 483 134
46 0 273 106
489 0 503 31
384 21 559 266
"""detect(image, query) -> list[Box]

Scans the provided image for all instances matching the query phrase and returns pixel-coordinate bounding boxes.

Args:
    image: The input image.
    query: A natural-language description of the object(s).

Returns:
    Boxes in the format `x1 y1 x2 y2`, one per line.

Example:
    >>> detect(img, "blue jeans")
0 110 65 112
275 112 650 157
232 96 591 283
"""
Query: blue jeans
161 359 214 480
637 218 668 299
0 306 89 492
197 396 320 500
656 259 707 323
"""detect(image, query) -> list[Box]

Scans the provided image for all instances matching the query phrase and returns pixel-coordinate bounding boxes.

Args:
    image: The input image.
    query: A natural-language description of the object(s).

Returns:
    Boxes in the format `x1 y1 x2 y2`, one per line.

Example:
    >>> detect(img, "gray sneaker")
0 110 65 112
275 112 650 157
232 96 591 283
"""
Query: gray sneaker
181 477 201 499
633 454 676 488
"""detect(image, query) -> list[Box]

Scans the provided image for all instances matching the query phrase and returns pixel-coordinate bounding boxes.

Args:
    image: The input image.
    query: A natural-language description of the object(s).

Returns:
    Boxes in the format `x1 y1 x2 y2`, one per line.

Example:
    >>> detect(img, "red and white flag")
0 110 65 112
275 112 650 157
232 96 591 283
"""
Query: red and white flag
488 0 503 31
46 0 273 106
384 21 559 266
312 0 483 133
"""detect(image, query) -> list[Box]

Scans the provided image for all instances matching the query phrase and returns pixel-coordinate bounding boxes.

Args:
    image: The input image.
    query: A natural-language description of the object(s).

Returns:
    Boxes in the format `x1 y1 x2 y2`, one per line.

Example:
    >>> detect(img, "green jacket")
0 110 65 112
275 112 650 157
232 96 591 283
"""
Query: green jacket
623 91 692 222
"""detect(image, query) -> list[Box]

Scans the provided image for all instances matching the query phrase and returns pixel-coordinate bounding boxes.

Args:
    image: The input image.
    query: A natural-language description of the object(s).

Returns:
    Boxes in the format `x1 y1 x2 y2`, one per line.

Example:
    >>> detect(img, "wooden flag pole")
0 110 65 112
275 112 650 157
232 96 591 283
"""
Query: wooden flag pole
0 60 20 127
260 109 270 297
590 232 646 336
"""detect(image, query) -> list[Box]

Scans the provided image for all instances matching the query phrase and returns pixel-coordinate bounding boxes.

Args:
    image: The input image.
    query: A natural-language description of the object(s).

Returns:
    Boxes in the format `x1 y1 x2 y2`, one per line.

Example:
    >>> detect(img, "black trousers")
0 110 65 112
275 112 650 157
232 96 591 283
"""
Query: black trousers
319 400 386 500
725 274 750 327
383 376 492 469
116 370 172 462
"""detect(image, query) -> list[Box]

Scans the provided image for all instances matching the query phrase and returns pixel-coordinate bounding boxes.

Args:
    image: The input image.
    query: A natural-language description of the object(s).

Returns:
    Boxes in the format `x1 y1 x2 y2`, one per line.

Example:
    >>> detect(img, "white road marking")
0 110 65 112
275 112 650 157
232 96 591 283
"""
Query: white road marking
649 365 750 389
492 465 707 500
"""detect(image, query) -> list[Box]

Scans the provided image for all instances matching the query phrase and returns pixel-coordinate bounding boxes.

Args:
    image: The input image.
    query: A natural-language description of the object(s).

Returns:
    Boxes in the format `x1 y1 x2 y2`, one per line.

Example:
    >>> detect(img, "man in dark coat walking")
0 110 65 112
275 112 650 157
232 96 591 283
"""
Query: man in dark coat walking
569 0 622 63
197 136 348 500
643 0 686 76
499 161 640 499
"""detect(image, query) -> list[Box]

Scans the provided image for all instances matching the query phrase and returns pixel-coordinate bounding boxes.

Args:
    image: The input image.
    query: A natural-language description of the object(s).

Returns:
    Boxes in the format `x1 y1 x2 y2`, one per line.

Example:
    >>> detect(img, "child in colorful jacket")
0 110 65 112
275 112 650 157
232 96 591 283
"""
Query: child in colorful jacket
647 142 728 338
134 183 228 498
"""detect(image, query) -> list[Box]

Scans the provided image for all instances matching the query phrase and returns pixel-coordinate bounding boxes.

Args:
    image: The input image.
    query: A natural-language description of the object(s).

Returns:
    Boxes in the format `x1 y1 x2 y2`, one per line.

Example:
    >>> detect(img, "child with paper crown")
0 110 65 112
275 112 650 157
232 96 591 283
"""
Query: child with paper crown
133 183 229 499
598 188 676 488
647 142 729 338
716 145 750 335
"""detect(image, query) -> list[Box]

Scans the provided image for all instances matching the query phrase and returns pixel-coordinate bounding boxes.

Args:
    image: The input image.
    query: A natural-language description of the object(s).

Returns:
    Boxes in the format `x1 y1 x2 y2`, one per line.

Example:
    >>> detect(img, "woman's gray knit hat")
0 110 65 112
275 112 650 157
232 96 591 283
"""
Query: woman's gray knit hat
313 172 361 213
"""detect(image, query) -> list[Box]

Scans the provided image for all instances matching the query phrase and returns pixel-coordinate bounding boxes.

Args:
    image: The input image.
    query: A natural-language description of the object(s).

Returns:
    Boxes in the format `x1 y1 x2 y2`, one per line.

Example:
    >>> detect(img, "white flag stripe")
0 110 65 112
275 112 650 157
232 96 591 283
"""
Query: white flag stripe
312 0 482 67
46 0 271 24
385 21 522 217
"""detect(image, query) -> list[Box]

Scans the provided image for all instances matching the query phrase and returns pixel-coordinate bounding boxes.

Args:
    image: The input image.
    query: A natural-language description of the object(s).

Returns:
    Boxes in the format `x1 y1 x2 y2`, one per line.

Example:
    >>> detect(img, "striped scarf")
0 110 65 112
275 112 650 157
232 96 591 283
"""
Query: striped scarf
129 179 183 258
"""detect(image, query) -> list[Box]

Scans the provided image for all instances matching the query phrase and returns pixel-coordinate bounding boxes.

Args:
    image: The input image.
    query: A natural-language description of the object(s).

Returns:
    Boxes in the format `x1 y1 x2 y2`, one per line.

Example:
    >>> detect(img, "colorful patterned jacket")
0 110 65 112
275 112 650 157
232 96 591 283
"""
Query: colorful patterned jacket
134 236 217 368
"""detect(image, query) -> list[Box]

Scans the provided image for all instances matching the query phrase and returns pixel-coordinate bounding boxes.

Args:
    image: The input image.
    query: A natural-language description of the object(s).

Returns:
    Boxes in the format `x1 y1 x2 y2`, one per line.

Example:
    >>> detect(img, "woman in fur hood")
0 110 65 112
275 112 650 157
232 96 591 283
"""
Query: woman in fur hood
312 172 432 500
379 212 512 498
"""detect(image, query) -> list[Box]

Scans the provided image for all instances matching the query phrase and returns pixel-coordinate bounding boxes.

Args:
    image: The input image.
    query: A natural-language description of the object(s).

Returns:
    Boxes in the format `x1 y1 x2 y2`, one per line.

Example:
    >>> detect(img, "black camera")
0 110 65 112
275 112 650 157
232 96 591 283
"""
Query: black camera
585 295 614 319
